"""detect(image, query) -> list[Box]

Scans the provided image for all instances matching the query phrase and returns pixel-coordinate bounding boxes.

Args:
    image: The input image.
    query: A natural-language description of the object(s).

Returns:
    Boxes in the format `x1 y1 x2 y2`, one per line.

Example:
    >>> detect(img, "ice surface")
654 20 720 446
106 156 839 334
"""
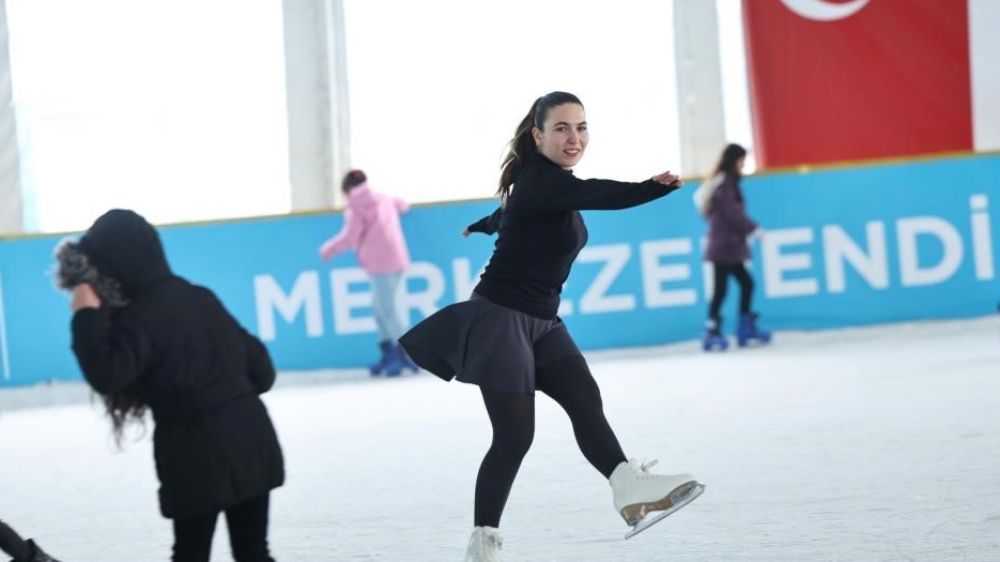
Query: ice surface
2 317 999 561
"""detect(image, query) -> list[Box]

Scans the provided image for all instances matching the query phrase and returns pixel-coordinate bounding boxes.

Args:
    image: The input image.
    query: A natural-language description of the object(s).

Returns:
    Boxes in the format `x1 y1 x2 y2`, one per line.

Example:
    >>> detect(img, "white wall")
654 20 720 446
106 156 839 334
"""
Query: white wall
4 0 291 233
970 0 1000 152
0 0 22 235
282 0 352 212
674 0 727 178
343 0 682 204
0 0 764 233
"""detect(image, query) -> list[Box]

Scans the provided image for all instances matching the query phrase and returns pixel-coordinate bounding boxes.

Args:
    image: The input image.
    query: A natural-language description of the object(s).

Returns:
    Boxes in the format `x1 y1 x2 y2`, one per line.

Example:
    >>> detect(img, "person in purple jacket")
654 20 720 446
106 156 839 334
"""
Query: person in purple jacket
698 143 771 351
319 170 419 376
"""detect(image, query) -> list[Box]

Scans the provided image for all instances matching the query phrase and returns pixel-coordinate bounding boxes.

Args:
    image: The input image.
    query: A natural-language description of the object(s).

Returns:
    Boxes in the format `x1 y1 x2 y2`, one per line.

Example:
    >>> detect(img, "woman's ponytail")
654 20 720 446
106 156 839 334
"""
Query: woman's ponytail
497 99 540 204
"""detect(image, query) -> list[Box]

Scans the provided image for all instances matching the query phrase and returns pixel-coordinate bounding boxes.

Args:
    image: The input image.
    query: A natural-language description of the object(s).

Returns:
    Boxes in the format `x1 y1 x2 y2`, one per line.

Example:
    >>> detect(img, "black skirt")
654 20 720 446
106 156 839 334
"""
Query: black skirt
399 293 564 394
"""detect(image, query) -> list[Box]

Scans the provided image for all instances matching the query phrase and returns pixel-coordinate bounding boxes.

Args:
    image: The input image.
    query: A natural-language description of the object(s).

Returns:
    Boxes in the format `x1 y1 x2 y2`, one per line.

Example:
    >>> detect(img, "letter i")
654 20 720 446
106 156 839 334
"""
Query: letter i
970 194 995 281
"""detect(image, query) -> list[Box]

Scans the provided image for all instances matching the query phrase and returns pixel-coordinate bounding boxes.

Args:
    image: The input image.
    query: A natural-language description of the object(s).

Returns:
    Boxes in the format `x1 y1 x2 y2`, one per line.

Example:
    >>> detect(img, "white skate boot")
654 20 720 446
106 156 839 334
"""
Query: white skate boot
609 458 705 539
463 526 502 562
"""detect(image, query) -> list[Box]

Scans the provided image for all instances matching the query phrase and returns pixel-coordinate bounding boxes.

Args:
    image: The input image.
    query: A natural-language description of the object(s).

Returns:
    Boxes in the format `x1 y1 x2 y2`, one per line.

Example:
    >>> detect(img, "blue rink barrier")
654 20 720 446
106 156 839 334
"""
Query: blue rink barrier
1 153 998 386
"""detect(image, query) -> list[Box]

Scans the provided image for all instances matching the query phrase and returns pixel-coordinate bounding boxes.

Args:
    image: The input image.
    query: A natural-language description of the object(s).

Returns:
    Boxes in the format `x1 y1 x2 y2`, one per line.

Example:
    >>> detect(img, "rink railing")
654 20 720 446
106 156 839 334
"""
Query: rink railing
0 153 998 386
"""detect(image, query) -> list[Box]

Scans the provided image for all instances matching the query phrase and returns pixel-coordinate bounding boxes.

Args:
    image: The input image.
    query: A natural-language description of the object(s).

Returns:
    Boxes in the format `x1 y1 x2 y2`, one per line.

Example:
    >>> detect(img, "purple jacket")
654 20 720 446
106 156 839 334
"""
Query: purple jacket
319 184 411 275
703 174 757 264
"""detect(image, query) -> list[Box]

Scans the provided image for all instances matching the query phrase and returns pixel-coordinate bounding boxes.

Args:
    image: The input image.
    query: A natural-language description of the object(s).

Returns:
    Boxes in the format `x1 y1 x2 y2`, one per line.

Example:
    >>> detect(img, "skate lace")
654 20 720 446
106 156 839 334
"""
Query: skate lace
630 458 659 479
485 533 503 552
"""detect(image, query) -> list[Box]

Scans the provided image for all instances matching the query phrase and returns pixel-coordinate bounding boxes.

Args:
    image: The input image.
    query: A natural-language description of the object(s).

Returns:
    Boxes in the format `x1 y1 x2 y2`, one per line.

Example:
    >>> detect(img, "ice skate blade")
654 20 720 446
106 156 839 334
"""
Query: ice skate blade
623 482 705 540
736 335 772 348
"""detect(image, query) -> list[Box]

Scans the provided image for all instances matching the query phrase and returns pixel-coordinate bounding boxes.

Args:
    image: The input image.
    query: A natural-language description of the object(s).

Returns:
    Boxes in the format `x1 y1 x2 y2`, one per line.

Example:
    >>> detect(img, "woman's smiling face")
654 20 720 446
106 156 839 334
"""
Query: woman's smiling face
532 103 588 169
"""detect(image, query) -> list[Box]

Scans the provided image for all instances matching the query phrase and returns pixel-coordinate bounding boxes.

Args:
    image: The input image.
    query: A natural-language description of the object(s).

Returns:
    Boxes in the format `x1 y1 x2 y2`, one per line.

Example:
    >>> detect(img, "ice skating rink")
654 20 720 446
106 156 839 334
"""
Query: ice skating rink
2 316 998 561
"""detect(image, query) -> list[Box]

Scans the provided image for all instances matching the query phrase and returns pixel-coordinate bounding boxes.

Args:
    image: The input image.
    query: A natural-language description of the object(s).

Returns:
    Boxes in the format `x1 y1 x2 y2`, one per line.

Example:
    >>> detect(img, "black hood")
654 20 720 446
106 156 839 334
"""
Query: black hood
77 209 172 297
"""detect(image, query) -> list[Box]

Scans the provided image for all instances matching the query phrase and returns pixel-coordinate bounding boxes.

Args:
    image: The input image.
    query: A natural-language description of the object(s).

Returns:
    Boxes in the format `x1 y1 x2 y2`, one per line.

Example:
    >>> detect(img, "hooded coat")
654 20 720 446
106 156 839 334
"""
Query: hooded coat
318 183 411 275
69 210 284 519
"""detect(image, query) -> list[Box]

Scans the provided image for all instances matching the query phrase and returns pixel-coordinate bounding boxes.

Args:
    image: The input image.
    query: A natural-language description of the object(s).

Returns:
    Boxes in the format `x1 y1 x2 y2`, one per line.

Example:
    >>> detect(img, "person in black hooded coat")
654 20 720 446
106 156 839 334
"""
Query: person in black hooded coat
63 209 284 562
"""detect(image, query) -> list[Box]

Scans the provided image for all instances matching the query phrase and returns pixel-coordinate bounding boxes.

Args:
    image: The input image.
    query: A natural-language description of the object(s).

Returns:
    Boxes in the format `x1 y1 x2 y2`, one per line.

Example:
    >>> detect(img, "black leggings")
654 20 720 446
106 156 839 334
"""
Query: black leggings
172 494 274 562
709 262 754 320
474 352 627 528
0 520 30 561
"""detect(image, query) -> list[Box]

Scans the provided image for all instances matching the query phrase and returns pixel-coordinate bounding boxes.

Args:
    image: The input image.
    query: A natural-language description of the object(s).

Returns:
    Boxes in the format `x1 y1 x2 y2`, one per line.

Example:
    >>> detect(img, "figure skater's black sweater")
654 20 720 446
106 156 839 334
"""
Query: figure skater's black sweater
468 152 680 320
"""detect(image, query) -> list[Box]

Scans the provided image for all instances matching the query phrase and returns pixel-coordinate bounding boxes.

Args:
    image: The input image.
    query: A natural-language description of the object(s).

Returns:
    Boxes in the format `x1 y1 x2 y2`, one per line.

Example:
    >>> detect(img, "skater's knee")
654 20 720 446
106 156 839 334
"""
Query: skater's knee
565 383 604 416
540 356 604 412
578 374 604 408
492 424 534 460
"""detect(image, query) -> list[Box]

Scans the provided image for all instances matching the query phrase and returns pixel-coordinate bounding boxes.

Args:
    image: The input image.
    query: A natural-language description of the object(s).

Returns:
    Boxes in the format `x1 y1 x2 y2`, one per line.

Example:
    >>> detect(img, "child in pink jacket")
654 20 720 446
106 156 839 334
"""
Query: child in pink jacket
319 170 418 375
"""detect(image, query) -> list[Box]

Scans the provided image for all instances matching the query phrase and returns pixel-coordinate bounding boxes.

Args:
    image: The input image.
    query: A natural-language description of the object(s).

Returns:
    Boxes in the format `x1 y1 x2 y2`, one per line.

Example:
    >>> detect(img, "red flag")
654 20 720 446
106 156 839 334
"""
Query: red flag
742 0 973 168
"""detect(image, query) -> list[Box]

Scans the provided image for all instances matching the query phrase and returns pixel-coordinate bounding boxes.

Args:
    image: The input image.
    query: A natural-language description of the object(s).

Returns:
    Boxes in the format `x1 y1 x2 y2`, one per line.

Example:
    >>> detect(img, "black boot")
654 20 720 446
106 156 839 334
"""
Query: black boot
0 520 30 561
25 540 60 562
0 521 60 562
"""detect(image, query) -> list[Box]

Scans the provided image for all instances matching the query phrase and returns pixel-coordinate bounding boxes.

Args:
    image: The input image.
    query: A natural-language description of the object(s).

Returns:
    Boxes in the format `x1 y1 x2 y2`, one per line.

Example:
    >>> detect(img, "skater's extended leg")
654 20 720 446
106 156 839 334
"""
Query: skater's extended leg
535 344 626 478
533 325 704 537
475 390 535 528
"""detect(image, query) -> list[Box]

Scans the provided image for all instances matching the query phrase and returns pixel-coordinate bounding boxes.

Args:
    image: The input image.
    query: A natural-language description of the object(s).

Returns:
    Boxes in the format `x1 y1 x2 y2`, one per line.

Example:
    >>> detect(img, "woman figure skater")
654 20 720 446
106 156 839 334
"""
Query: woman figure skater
400 92 705 561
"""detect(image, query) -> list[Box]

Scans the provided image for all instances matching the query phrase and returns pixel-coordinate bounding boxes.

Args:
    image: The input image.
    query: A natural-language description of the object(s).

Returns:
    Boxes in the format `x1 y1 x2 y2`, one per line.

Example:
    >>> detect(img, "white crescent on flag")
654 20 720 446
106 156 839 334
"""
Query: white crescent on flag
779 0 871 21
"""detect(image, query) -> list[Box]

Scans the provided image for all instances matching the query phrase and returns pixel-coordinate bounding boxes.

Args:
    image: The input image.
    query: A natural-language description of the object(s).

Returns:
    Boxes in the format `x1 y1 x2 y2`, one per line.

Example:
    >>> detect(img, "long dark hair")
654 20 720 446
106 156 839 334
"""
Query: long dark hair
712 143 748 178
102 392 148 446
54 239 147 447
497 91 583 203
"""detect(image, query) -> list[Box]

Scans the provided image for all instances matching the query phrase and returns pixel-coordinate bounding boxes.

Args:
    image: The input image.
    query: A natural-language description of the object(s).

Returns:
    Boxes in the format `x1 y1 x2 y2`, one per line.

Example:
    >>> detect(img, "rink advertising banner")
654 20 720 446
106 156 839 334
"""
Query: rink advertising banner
0 153 999 386
741 0 997 168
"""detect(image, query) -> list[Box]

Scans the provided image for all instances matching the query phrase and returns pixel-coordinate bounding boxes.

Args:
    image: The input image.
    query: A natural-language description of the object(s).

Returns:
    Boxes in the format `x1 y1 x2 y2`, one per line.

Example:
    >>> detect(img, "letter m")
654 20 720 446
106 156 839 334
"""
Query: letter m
254 272 323 341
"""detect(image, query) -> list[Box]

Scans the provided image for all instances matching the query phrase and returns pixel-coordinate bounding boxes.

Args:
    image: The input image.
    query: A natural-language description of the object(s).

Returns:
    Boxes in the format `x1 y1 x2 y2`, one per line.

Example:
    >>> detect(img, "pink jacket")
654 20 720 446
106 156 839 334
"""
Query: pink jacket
318 184 412 275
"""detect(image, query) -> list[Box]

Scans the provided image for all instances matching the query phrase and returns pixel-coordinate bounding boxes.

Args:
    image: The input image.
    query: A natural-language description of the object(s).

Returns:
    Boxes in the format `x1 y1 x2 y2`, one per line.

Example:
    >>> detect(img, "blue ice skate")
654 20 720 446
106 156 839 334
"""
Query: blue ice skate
380 344 405 377
370 340 391 376
736 312 771 347
702 318 729 352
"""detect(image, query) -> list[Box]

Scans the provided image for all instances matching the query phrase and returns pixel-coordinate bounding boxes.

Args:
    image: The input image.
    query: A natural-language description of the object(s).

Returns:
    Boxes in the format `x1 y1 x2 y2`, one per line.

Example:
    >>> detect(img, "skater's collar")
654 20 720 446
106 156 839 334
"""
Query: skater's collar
527 151 574 174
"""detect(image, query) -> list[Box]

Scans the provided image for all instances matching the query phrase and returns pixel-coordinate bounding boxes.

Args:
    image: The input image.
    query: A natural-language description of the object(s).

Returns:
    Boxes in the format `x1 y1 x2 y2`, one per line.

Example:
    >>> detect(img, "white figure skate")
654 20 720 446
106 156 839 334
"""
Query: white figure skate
463 526 502 561
609 458 705 539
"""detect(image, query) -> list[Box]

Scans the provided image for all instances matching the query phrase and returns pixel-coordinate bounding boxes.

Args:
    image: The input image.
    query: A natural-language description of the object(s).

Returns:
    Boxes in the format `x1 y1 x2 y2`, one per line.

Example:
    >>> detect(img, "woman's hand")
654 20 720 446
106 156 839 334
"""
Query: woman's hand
462 228 471 237
652 171 682 188
71 283 102 311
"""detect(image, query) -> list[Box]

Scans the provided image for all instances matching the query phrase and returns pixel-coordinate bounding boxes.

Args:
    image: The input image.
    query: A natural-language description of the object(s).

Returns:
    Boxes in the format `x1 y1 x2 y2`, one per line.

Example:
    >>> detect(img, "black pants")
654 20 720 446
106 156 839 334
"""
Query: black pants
709 262 754 321
0 520 30 561
172 494 274 562
474 347 627 528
